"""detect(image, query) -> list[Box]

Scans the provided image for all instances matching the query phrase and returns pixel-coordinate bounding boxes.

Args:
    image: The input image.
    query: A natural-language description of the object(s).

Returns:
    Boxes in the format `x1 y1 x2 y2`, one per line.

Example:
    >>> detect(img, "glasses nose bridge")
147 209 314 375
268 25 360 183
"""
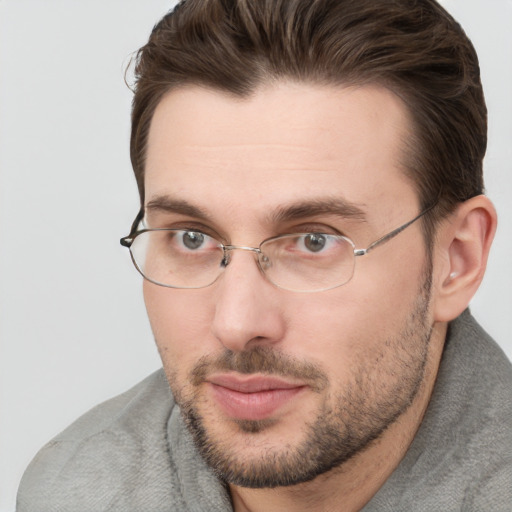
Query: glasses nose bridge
224 243 260 252
223 244 262 258
221 244 265 268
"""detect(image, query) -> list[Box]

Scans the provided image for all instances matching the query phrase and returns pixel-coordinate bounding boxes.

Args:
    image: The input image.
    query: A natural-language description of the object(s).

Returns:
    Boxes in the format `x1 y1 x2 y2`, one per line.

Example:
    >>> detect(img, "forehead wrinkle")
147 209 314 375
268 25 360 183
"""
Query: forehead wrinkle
267 197 368 225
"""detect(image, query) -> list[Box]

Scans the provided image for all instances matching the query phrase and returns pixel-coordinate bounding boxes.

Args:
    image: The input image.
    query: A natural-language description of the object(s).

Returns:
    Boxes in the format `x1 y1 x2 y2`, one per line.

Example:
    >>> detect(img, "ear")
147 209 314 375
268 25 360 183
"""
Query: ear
433 195 497 322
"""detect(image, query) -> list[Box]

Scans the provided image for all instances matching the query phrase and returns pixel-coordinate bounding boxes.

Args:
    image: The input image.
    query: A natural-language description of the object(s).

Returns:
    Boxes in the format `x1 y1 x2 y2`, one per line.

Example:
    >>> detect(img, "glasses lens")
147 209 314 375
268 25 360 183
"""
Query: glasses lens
129 230 224 288
260 233 355 292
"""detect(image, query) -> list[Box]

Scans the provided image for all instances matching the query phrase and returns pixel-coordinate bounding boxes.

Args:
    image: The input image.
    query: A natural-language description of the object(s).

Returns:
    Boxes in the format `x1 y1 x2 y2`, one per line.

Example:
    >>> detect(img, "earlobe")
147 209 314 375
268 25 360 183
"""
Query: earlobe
433 195 497 322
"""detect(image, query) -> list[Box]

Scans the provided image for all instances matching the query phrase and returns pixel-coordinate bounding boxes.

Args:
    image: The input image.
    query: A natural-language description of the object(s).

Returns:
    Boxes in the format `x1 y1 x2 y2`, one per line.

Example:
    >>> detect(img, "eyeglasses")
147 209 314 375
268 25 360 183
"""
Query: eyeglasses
120 205 434 293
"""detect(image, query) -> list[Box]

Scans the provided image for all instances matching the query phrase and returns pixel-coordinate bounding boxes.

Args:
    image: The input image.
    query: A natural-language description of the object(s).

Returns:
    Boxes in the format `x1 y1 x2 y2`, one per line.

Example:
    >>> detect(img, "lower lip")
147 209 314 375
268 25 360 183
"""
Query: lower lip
209 383 305 421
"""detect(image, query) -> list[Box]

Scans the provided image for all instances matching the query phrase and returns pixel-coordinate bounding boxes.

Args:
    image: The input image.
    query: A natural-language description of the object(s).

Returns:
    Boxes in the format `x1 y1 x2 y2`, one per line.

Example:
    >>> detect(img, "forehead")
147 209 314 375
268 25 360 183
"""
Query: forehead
144 82 417 226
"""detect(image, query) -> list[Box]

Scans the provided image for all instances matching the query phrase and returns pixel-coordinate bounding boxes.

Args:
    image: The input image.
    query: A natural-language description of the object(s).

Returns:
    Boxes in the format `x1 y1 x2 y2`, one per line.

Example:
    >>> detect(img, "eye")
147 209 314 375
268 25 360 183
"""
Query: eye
302 233 327 253
177 231 209 250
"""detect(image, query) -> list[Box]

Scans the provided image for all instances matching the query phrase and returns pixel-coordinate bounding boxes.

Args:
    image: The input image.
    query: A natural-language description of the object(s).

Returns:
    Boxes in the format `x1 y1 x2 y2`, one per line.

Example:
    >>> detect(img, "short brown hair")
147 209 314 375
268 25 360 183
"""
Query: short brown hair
129 0 486 237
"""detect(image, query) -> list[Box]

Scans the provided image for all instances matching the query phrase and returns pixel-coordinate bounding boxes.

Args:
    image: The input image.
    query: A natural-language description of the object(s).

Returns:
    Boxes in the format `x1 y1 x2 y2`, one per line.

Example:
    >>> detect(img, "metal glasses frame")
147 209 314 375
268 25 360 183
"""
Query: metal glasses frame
120 202 436 291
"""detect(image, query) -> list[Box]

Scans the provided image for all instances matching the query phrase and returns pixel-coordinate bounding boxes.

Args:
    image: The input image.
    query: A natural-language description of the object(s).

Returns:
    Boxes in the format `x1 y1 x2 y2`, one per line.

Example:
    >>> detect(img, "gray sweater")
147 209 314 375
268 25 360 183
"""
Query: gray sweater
17 310 512 511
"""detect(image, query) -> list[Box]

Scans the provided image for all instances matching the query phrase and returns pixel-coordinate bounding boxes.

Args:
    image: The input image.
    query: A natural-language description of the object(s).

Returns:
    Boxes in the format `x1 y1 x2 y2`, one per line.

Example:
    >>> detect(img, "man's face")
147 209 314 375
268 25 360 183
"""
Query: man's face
143 82 436 487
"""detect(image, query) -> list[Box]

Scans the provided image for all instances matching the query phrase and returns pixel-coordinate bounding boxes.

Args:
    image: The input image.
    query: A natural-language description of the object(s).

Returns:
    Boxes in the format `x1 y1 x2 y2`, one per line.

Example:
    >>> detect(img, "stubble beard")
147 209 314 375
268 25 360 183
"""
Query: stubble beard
168 269 434 488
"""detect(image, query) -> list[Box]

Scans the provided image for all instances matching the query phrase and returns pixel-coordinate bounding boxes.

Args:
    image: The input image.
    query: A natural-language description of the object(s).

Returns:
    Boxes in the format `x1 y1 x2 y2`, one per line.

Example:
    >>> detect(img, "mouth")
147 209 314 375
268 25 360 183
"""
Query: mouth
206 373 307 421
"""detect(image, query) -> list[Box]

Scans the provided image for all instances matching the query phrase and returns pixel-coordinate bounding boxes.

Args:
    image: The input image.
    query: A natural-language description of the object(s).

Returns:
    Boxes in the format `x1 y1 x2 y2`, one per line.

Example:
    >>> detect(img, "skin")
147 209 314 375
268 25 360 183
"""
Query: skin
141 82 493 511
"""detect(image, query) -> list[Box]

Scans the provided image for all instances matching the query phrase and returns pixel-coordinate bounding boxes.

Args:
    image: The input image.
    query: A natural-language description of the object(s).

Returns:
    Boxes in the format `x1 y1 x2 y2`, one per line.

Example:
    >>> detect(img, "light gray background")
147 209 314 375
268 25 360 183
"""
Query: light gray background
1 1 510 510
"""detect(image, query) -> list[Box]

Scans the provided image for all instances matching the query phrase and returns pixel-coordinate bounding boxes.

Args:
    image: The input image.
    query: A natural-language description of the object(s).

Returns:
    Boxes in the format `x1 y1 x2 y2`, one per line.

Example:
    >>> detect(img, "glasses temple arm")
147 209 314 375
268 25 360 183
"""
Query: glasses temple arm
360 202 437 256
120 208 144 247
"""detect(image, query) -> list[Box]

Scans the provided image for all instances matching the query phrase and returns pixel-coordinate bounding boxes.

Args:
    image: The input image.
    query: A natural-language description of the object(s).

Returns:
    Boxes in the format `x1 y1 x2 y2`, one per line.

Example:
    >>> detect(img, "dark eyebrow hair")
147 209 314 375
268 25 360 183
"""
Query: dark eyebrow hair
144 194 367 227
145 196 211 221
267 197 367 225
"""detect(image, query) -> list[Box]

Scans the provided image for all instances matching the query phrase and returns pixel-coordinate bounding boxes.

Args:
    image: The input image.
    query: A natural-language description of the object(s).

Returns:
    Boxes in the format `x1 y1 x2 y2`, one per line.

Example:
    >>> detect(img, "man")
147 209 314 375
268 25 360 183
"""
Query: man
17 0 511 510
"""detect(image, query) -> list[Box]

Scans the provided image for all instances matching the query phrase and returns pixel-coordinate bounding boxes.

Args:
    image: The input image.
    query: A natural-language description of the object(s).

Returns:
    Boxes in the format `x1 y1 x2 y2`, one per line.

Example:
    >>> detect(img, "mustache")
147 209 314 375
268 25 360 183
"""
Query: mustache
190 346 328 393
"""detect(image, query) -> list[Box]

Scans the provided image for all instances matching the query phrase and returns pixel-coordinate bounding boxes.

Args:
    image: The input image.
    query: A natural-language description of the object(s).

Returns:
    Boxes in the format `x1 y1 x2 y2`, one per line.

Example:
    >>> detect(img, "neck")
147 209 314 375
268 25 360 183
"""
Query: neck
230 321 447 512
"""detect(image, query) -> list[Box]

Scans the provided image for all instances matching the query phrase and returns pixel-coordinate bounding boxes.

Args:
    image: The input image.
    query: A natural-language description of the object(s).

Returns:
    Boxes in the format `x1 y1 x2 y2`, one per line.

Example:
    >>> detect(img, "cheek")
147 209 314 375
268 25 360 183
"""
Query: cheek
143 282 215 371
352 244 430 322
285 255 427 370
282 294 364 378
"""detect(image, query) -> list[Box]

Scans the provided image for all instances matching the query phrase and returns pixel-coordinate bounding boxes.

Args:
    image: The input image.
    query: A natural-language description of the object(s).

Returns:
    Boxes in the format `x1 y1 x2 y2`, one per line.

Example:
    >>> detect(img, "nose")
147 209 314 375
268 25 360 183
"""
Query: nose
211 249 286 352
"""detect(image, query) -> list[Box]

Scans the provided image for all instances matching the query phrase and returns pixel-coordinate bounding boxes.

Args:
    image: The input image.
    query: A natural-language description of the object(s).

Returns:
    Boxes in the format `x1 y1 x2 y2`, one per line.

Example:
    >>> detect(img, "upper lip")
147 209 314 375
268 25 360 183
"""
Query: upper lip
207 373 305 393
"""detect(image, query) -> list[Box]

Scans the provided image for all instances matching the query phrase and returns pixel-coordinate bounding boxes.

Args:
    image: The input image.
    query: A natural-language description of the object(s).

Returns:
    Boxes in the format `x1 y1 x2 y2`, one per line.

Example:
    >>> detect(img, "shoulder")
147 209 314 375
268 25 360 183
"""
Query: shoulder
365 311 512 511
48 369 174 442
17 369 184 511
430 311 512 509
441 310 512 427
446 312 512 510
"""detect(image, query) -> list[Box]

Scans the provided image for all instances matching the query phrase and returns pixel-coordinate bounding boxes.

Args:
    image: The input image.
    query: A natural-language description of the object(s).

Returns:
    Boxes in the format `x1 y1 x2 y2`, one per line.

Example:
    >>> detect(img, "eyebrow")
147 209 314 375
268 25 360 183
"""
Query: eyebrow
267 197 367 225
145 195 367 225
145 196 211 221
